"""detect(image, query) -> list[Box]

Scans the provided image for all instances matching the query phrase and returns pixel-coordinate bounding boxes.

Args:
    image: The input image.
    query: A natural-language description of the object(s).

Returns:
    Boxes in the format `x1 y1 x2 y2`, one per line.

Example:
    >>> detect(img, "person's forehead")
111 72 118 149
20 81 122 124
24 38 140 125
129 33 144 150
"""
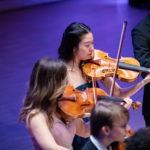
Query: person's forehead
81 32 93 42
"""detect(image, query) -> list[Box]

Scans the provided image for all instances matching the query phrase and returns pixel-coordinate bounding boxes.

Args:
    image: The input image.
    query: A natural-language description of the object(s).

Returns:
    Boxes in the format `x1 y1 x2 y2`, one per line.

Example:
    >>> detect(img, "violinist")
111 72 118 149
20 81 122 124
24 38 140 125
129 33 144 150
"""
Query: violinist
19 57 90 150
81 100 129 150
58 22 150 150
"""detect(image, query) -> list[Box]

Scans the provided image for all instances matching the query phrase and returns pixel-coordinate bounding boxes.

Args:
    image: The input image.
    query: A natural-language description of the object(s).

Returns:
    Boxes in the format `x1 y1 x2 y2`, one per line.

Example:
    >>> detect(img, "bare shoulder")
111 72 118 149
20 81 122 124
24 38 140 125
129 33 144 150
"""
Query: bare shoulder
26 109 48 129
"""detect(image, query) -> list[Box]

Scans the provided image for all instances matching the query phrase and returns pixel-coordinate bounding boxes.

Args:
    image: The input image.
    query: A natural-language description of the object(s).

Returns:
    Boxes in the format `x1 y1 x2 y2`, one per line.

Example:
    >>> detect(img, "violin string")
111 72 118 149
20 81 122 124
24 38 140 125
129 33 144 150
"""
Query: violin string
94 66 98 103
91 65 97 104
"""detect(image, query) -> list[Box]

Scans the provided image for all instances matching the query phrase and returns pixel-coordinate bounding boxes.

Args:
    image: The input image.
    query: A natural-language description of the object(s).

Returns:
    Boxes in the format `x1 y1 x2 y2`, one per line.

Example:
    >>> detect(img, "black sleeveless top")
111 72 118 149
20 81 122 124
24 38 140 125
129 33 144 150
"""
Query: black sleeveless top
72 82 99 150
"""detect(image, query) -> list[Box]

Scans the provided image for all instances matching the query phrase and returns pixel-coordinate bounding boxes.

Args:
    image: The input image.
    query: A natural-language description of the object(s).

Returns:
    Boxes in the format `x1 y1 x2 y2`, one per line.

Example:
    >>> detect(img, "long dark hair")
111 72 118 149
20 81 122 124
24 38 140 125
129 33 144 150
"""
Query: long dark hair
58 22 91 62
19 57 68 126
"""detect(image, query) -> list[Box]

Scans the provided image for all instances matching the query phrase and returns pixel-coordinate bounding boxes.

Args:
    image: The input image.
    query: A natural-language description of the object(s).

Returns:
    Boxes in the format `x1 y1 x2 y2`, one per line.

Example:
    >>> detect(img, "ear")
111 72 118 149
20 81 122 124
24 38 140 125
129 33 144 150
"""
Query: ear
102 126 111 136
73 47 77 53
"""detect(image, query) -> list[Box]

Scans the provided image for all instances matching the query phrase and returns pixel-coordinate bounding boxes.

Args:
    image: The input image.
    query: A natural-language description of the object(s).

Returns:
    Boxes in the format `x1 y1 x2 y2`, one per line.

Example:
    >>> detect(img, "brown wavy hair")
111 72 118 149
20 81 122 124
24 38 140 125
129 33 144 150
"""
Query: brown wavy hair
19 57 68 127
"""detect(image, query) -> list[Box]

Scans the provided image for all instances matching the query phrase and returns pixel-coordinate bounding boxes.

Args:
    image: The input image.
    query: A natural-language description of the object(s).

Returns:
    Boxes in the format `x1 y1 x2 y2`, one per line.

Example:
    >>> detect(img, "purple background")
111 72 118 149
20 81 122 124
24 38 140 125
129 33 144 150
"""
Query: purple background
0 0 148 149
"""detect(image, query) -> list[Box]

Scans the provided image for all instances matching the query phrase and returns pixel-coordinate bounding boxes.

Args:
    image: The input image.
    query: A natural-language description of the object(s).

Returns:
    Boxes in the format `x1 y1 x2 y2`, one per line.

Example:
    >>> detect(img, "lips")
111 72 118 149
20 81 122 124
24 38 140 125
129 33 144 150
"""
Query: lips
90 52 94 59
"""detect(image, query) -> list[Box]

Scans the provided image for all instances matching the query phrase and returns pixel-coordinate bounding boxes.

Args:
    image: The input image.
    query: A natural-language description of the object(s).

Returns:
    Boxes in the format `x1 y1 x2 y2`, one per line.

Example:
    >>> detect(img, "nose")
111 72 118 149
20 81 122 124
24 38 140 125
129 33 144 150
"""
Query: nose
90 44 94 52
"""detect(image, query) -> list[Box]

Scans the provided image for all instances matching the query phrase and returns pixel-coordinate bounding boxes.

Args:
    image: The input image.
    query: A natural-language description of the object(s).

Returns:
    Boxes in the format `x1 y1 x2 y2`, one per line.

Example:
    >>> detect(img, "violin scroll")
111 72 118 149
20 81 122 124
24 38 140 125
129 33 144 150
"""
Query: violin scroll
131 101 142 112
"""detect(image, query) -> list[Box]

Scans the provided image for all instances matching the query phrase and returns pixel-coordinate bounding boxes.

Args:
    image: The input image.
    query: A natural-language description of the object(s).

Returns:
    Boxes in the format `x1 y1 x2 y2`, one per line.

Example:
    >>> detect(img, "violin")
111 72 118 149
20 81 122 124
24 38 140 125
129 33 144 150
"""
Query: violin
82 49 149 83
58 85 124 120
58 86 141 121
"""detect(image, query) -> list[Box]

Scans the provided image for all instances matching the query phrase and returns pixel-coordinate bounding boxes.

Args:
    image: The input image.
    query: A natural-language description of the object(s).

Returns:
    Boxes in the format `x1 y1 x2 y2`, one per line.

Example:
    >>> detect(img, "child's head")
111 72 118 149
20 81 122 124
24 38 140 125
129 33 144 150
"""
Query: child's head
19 57 68 122
126 128 150 150
90 100 129 143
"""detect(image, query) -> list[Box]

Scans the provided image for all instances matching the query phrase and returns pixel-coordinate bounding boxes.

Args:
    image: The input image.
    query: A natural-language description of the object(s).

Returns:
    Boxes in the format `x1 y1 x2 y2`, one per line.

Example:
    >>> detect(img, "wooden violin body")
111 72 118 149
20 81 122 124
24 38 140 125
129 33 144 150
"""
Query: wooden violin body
58 86 95 120
111 142 126 150
58 86 141 121
58 85 123 120
83 49 149 83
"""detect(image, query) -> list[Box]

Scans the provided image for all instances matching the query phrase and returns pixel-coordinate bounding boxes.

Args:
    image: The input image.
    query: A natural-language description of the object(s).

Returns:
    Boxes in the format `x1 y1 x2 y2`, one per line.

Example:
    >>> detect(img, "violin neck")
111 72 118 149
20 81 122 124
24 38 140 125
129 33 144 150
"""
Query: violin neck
97 95 124 102
119 62 149 73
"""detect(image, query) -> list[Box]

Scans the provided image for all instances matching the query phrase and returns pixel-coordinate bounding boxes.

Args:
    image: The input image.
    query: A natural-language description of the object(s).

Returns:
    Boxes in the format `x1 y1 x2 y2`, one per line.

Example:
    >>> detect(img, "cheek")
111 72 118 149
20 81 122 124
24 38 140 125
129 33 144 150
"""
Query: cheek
77 47 90 60
118 131 126 142
78 47 86 54
111 129 126 142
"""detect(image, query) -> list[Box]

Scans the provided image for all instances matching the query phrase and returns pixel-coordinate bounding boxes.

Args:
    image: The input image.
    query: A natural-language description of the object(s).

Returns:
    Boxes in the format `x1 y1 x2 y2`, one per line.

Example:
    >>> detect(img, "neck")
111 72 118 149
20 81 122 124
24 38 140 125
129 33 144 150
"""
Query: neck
67 59 81 71
98 136 112 148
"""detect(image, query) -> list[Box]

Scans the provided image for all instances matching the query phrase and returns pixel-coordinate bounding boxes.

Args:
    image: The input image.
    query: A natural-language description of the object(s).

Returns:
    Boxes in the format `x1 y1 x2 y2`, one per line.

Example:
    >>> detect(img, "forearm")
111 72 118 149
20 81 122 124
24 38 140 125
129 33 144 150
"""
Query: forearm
50 145 70 150
75 118 90 138
41 145 69 150
101 73 150 98
119 78 149 98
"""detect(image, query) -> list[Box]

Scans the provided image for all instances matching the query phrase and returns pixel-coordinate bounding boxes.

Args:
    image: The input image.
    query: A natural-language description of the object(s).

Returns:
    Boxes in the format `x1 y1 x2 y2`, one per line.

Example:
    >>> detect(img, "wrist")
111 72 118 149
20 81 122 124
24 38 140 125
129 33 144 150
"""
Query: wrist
142 78 149 85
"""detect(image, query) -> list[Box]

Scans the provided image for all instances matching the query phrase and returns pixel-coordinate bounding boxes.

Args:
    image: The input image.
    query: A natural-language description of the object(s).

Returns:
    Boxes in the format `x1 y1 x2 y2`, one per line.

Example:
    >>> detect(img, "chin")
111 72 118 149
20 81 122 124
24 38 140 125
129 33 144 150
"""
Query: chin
119 138 125 143
82 57 90 61
114 137 124 143
87 56 92 60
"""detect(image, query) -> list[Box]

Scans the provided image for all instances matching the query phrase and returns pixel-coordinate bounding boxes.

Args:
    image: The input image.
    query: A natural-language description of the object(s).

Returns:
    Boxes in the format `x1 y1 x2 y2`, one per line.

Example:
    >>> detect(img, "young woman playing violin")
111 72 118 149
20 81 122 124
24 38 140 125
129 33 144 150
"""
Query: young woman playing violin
58 22 150 150
19 57 90 150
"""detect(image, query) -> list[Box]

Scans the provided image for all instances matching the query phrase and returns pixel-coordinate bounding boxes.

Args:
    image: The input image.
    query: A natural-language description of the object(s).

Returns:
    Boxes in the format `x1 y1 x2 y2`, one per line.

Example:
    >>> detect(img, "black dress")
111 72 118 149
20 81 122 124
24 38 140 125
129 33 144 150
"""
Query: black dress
72 82 99 150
